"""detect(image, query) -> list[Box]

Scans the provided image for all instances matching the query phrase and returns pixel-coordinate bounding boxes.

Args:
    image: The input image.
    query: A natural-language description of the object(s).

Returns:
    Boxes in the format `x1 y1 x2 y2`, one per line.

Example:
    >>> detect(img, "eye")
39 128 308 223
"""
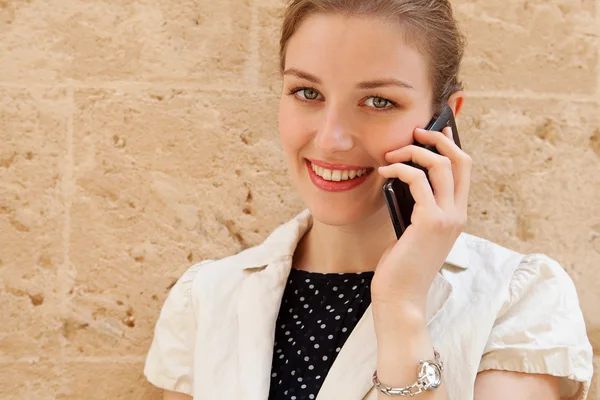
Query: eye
292 87 321 101
286 87 398 112
365 96 393 109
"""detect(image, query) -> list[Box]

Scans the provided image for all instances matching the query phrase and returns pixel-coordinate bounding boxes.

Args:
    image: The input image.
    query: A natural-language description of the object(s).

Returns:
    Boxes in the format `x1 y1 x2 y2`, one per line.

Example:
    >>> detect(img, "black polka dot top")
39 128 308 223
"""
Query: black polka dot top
268 267 375 400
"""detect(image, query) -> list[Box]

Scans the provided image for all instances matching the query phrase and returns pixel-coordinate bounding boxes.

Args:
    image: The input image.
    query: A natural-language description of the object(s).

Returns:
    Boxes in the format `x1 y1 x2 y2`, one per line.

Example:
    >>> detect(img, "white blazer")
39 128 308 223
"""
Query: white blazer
144 210 593 400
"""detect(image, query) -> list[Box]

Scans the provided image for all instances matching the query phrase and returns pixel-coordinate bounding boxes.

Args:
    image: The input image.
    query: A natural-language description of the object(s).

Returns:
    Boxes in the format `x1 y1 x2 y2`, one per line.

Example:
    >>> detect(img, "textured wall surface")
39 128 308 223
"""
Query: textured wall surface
0 0 599 398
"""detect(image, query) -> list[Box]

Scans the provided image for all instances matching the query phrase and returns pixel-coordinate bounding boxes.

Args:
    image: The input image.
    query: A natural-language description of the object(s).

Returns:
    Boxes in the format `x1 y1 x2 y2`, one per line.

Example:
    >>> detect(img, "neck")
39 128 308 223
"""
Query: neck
293 206 397 274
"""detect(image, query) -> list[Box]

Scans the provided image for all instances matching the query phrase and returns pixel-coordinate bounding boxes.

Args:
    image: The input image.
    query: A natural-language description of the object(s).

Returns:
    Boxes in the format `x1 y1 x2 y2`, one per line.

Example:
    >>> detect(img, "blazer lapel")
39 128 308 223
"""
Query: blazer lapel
237 255 294 400
236 209 314 400
316 272 454 400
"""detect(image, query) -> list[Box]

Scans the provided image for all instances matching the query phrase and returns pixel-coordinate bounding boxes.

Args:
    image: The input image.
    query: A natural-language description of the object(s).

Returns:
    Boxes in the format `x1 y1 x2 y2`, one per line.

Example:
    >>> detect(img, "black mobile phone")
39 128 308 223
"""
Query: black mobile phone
382 105 462 239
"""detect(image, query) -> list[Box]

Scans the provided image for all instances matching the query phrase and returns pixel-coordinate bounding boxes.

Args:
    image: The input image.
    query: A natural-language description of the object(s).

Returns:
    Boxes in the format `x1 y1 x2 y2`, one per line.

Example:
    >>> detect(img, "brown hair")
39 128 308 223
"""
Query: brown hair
279 0 466 114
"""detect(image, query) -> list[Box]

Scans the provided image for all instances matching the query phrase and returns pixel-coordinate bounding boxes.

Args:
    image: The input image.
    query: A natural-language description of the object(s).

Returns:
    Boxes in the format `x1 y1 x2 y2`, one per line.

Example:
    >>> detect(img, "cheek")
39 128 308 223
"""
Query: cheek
278 98 307 157
361 118 417 165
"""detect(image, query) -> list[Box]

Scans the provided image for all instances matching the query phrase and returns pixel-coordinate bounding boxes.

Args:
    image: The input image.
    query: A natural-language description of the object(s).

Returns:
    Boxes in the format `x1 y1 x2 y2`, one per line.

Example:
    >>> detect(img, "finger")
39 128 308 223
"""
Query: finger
442 126 453 141
384 146 454 211
412 128 472 211
378 163 437 209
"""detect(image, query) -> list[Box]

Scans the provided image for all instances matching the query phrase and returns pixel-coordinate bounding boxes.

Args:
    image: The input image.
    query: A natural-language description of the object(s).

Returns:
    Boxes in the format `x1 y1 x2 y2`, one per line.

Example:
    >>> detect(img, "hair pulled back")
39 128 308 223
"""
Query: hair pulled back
280 0 466 113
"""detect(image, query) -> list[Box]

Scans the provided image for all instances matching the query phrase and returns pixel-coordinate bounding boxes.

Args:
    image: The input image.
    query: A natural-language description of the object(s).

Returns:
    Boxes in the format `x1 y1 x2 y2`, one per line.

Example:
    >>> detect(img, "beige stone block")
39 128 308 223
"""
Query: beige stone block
454 0 598 93
0 292 63 360
0 0 252 85
458 97 600 336
0 362 61 400
0 88 69 360
258 6 285 93
65 88 303 357
56 362 161 400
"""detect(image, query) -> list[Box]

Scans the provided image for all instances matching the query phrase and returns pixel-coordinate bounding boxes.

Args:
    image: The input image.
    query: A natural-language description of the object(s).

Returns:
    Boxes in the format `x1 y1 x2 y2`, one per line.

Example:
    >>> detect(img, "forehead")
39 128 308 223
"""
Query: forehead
284 13 431 92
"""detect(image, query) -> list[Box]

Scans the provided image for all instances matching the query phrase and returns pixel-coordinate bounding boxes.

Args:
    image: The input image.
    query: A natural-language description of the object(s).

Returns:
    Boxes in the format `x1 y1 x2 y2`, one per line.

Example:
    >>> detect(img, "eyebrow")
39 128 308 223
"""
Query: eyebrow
283 68 415 90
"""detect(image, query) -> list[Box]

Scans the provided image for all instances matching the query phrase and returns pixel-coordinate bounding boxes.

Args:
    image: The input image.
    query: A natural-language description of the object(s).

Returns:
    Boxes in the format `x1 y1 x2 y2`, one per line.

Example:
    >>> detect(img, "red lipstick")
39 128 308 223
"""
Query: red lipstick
305 159 372 192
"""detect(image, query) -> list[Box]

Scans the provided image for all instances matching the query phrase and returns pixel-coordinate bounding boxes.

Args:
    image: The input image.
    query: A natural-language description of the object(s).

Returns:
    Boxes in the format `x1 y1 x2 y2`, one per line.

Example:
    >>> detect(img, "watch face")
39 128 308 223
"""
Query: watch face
419 361 442 389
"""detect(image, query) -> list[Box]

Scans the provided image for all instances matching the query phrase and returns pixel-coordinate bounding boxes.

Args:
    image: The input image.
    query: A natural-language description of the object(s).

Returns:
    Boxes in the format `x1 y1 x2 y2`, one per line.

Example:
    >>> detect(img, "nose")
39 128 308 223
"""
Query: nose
313 108 354 153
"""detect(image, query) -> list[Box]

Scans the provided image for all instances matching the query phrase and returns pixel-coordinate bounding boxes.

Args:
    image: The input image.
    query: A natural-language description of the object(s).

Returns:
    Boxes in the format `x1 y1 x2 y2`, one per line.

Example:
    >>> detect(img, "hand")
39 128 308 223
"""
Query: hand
371 126 472 311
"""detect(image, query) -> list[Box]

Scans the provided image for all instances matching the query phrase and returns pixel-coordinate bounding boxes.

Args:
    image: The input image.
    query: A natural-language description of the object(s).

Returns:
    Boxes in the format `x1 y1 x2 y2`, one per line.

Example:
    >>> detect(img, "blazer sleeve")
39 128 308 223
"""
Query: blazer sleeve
478 253 594 400
143 260 212 395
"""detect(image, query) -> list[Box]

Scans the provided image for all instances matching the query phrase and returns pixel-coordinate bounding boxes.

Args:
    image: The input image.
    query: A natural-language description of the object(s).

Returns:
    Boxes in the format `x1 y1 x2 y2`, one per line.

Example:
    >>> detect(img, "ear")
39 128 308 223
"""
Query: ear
447 91 465 117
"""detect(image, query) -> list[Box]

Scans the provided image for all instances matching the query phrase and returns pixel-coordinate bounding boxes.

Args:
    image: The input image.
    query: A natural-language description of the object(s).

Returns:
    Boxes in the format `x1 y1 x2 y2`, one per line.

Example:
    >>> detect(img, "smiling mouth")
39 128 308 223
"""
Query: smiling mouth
305 159 374 192
309 162 370 181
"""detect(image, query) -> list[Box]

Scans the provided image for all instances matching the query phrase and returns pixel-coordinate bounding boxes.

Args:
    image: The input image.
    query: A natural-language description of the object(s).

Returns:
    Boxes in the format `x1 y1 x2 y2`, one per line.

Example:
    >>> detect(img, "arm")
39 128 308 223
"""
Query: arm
372 121 470 400
373 303 563 400
474 370 560 399
374 304 449 400
164 390 193 400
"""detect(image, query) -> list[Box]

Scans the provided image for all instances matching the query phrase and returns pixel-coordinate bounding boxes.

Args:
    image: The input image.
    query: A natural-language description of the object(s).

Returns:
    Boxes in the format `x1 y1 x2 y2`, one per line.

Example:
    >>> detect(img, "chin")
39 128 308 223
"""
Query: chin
300 188 387 229
307 201 369 227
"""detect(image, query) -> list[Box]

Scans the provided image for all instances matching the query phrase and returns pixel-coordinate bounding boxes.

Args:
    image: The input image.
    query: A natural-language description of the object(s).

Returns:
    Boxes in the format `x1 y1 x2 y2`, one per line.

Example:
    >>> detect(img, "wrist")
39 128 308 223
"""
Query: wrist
371 283 428 301
373 303 428 358
371 301 447 399
373 309 441 397
372 300 426 328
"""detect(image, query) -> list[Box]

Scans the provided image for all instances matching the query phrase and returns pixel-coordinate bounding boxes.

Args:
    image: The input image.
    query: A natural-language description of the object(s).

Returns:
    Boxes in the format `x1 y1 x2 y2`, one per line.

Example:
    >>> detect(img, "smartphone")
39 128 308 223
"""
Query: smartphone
382 105 462 239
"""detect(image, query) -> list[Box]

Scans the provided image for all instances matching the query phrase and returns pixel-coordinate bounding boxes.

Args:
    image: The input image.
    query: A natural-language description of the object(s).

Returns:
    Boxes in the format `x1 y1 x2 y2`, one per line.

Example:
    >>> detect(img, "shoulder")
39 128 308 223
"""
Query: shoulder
155 242 272 322
458 232 572 280
457 232 523 270
447 233 578 303
189 209 313 286
500 252 582 318
445 232 523 287
192 239 281 276
468 242 594 398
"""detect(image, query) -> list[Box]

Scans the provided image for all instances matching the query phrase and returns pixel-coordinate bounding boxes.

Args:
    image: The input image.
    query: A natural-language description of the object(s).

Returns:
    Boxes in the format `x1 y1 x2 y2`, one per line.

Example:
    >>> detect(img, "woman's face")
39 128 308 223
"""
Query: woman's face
279 14 435 227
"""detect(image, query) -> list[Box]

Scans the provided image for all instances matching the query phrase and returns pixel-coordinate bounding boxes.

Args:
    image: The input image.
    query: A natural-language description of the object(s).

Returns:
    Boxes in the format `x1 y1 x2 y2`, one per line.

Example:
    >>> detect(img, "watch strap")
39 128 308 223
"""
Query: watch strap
372 348 443 397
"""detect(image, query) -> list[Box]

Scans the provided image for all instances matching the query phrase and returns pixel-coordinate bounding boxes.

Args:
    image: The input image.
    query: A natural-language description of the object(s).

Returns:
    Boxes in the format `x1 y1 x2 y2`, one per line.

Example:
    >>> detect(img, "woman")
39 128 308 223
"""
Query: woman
144 0 594 399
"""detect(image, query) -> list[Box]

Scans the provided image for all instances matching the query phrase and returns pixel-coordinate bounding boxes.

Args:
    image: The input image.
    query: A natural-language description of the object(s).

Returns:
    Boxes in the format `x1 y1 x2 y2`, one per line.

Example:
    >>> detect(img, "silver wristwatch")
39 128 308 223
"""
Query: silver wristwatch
372 348 443 396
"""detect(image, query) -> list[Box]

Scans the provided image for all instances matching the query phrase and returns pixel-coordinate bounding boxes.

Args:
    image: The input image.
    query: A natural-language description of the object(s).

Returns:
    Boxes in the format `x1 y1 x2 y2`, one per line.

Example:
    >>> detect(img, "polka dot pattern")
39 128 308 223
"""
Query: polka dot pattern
268 268 374 400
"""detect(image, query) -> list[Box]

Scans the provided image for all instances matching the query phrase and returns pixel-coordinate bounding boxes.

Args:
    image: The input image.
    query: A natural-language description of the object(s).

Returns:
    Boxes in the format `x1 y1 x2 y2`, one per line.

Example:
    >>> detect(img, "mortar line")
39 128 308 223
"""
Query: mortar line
0 356 42 364
464 90 596 102
244 0 261 88
596 0 600 99
0 356 147 364
0 81 276 92
59 86 75 367
62 356 147 363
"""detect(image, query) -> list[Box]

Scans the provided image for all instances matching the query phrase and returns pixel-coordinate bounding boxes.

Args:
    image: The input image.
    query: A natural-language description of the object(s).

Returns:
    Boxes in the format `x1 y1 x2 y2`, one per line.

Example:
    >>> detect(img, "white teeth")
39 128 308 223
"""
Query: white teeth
310 162 369 182
331 170 341 182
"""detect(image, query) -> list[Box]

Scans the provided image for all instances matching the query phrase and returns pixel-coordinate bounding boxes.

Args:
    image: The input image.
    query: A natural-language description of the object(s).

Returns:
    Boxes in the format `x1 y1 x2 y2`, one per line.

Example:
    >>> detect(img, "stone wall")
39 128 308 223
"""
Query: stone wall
0 0 598 398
